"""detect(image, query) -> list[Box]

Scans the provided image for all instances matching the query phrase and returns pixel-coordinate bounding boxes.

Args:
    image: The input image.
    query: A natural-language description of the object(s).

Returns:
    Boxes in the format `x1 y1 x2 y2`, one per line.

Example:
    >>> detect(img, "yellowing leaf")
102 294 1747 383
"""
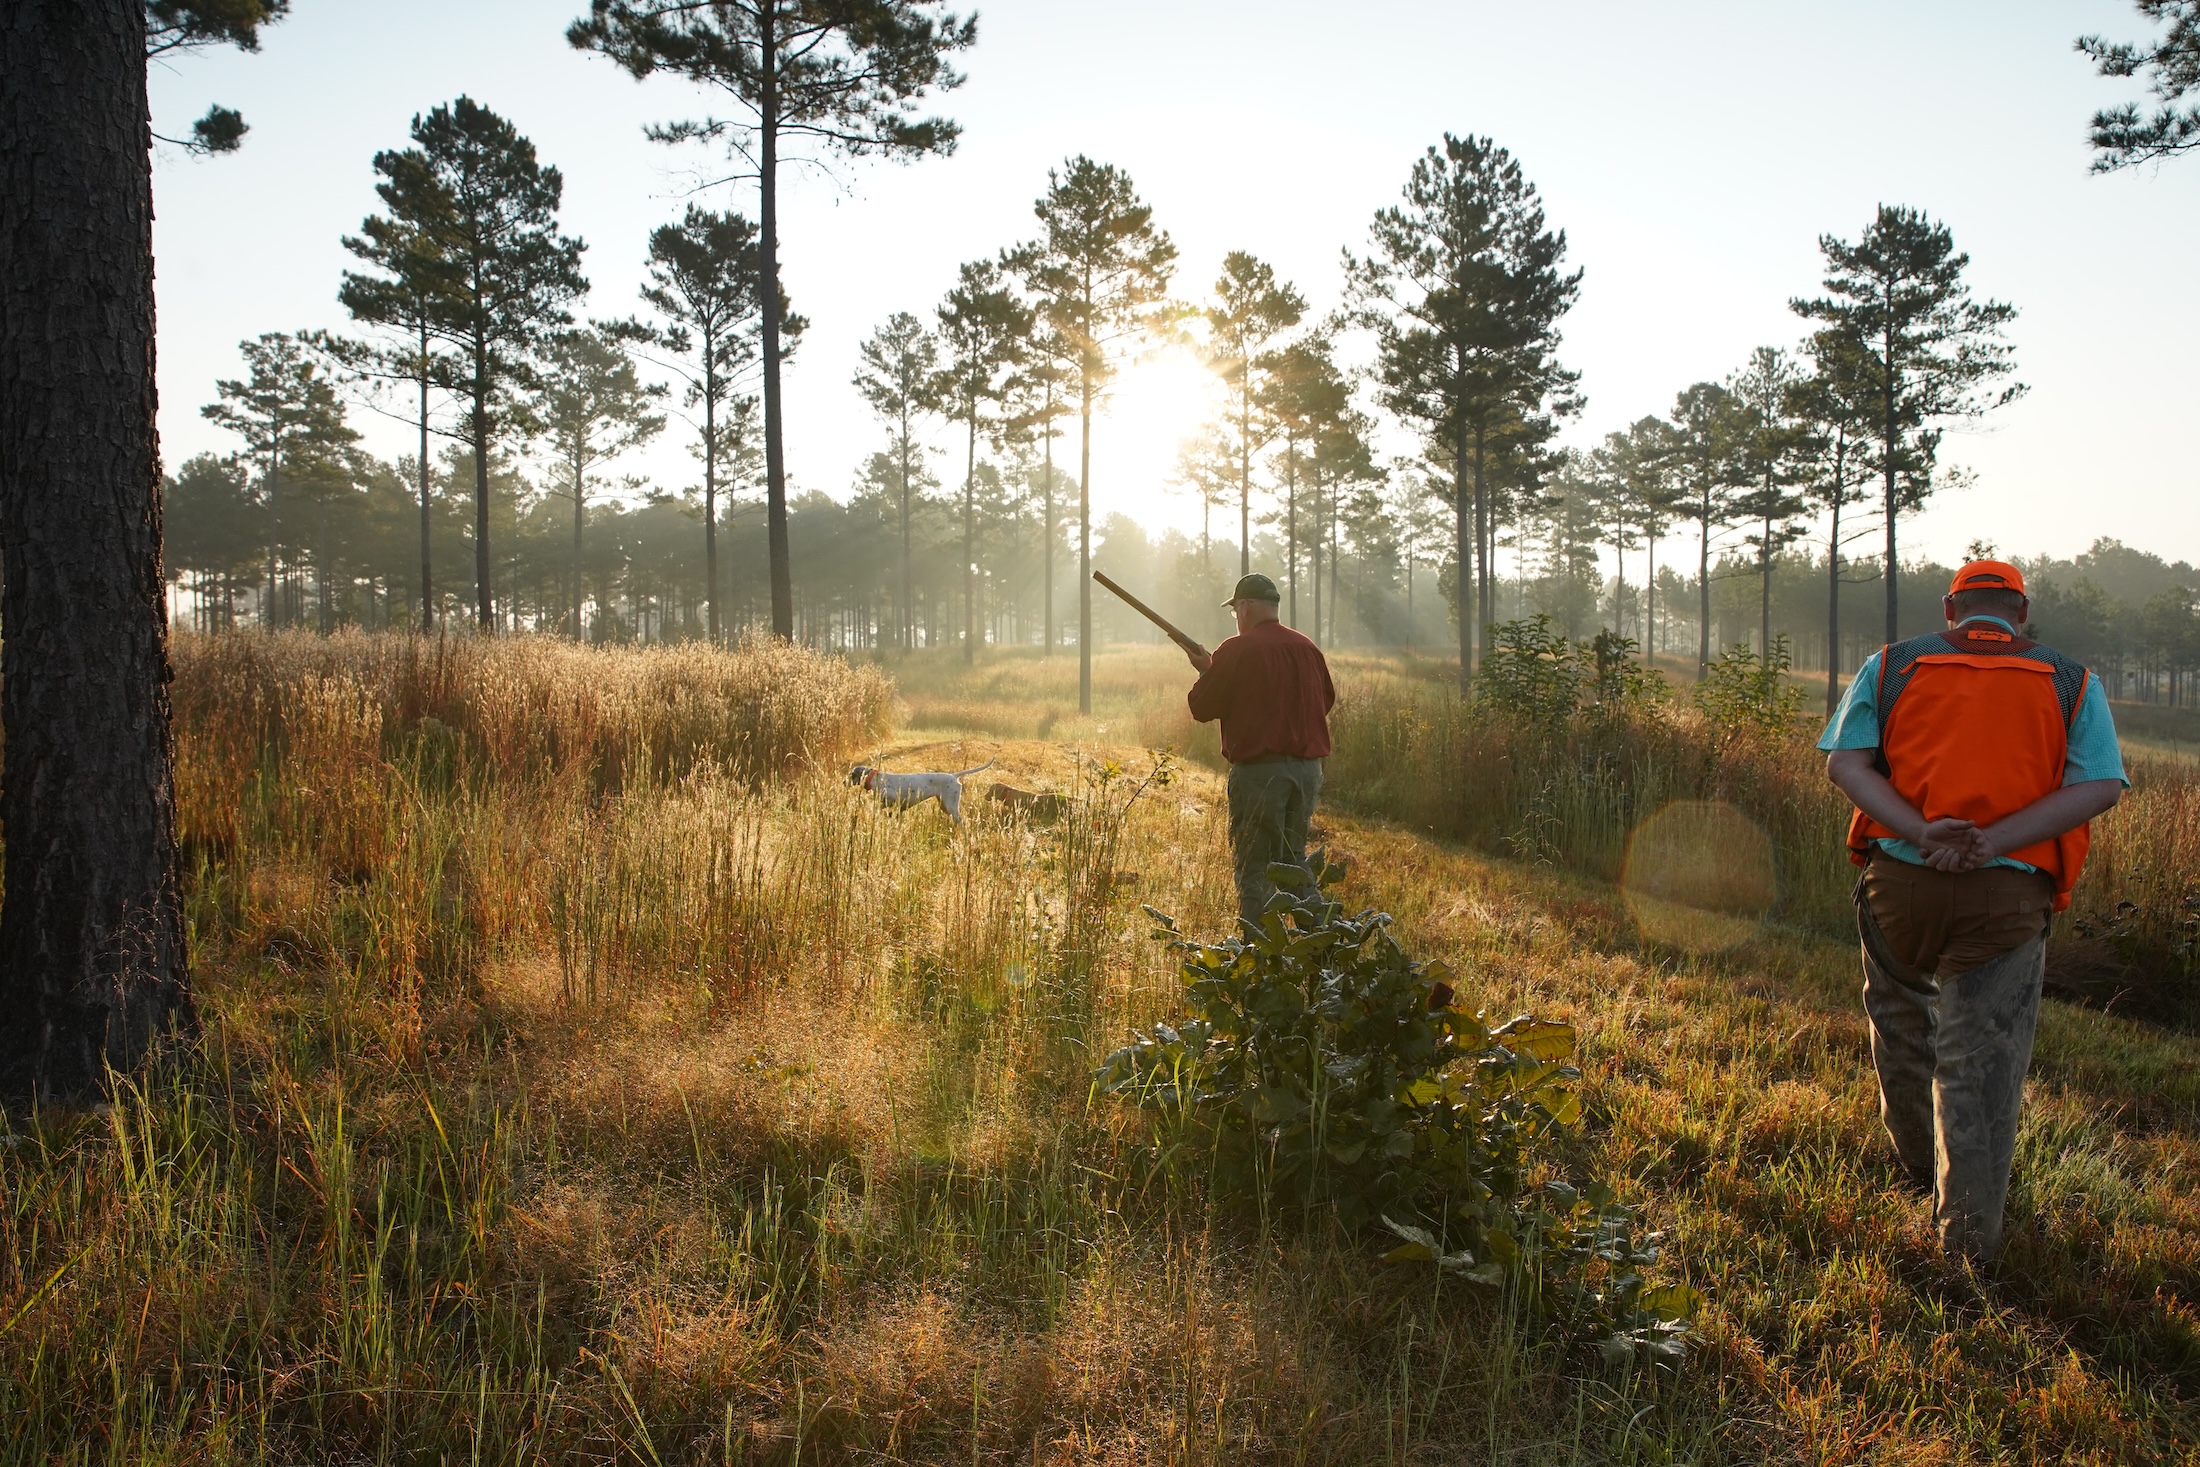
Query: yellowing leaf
1496 1018 1576 1061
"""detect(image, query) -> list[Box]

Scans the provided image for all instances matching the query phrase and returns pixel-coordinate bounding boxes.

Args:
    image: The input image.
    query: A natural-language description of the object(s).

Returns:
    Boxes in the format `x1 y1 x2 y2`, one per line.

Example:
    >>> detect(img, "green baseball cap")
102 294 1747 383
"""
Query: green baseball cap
1224 573 1281 606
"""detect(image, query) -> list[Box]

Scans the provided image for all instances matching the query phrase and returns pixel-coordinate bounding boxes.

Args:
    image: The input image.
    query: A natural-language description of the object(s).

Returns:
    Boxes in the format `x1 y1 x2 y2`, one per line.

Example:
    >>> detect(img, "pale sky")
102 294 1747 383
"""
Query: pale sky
149 0 2199 574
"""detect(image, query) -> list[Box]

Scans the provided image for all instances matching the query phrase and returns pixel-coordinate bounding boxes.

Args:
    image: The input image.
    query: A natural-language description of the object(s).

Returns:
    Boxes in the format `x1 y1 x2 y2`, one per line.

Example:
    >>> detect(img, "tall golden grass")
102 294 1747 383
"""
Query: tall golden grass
2 636 2196 1463
1326 673 2200 1016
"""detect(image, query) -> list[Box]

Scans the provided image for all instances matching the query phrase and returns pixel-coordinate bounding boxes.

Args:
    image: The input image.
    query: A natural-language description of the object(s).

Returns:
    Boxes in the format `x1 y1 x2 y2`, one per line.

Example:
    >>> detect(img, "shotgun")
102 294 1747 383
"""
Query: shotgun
1092 571 1209 662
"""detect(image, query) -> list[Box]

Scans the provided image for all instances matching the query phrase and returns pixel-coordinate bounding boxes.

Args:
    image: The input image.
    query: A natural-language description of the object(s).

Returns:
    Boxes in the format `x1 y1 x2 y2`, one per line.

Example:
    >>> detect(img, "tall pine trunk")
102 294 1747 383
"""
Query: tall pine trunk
1826 426 1849 716
1285 435 1297 626
704 363 719 645
264 438 281 627
758 16 794 640
1760 508 1773 654
570 462 584 640
1471 420 1490 681
899 407 913 650
1696 484 1713 681
417 320 433 630
1238 387 1251 578
1882 319 1899 646
472 356 492 629
962 407 976 664
1452 414 1472 693
1311 466 1323 644
1040 389 1054 656
0 0 194 1100
1078 382 1093 714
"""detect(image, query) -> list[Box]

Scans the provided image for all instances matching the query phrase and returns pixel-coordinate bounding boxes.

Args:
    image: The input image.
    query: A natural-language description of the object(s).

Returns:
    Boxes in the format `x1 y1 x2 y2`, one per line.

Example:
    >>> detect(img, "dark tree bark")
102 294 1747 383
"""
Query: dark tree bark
418 320 434 630
473 361 493 628
1452 413 1472 693
757 10 794 641
1078 382 1092 714
1040 384 1054 656
704 371 719 644
0 0 194 1102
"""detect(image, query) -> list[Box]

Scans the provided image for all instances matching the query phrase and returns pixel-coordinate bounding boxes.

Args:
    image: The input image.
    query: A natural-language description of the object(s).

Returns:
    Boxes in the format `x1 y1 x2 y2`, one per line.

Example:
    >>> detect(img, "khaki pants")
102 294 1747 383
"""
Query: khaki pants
1857 854 2053 1261
1226 757 1322 924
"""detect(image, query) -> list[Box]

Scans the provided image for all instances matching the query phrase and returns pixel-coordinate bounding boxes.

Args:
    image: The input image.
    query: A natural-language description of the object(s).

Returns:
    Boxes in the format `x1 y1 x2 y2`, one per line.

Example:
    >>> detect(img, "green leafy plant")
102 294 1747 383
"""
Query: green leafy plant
1584 629 1666 714
1477 614 1587 723
1695 634 1807 736
1094 859 1699 1358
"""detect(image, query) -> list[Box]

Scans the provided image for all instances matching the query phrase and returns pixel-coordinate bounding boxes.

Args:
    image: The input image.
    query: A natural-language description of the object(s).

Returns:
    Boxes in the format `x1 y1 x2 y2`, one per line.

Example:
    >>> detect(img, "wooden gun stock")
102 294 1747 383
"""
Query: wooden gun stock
1091 571 1209 661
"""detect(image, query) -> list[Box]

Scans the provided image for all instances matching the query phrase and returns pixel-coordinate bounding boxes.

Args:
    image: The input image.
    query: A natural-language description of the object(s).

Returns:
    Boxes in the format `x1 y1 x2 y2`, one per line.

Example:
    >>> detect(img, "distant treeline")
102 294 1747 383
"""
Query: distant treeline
166 431 2196 709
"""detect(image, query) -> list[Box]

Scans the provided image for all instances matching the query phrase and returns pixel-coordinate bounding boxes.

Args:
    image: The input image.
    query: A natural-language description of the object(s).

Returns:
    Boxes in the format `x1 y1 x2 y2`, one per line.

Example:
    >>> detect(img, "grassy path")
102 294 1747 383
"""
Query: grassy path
882 725 2200 1462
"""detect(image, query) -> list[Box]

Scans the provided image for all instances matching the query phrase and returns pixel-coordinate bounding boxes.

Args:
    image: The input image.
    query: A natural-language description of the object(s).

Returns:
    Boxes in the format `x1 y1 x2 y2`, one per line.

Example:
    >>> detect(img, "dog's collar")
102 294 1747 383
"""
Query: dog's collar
863 769 876 791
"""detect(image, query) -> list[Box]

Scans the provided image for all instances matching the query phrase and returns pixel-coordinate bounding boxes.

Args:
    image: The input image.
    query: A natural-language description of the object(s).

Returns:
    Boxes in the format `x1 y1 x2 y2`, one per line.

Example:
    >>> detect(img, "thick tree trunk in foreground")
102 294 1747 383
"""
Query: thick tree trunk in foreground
0 0 194 1103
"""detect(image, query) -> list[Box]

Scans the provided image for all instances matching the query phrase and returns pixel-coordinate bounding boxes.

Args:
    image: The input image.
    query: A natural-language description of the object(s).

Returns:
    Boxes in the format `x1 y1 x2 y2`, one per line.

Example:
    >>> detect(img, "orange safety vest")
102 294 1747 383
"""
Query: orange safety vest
1845 625 2095 910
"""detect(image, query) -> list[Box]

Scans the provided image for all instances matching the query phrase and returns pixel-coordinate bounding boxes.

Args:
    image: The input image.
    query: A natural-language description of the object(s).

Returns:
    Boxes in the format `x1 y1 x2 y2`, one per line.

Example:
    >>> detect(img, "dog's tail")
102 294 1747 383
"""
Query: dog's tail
950 760 995 778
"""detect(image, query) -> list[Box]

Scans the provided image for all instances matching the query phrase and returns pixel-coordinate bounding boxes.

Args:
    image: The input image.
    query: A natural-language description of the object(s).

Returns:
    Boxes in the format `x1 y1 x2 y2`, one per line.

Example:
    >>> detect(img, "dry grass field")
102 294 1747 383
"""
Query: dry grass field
0 634 2195 1464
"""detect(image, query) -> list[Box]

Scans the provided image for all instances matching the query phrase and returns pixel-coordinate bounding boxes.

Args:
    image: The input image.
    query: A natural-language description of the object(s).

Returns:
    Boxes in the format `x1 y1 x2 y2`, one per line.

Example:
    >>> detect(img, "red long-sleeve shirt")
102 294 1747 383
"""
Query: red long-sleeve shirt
1187 619 1335 763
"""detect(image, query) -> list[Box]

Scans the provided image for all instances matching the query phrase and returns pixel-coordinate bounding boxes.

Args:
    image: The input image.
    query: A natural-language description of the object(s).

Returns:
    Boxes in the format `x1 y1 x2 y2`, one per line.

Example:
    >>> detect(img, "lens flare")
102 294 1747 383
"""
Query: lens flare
1621 800 1778 953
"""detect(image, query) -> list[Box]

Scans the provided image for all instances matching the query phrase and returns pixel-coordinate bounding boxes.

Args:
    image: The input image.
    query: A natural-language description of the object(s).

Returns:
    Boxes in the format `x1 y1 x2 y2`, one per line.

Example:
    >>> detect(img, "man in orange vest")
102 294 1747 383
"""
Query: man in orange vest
1820 560 2126 1262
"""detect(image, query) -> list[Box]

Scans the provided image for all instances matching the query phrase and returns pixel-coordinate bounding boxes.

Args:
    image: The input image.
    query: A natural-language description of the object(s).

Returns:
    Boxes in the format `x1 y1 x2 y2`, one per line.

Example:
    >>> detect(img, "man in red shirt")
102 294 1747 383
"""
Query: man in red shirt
1185 574 1337 924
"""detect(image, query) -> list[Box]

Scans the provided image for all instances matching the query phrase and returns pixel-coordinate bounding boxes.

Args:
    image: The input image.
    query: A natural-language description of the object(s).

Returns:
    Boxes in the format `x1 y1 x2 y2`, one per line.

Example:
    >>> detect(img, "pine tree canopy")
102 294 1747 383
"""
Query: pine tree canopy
2078 0 2200 171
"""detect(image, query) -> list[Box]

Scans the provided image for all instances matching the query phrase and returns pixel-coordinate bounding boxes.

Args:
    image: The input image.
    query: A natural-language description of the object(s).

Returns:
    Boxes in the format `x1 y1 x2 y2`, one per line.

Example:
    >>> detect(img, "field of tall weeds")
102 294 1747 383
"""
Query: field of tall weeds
0 635 2195 1464
1325 670 2200 1022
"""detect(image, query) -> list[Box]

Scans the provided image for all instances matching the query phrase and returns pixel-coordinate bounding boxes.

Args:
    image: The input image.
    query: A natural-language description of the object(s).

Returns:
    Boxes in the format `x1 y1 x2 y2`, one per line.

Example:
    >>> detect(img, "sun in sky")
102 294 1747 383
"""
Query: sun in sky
1083 341 1227 542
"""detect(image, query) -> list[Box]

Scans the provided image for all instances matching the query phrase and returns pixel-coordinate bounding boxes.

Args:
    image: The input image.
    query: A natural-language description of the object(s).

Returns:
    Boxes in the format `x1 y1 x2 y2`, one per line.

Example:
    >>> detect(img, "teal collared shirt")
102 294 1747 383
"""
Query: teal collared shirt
1817 616 2128 871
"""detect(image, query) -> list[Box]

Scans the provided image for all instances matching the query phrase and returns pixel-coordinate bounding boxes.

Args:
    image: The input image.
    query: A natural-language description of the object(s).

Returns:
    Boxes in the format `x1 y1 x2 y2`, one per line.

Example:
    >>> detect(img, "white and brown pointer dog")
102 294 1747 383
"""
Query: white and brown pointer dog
847 759 994 826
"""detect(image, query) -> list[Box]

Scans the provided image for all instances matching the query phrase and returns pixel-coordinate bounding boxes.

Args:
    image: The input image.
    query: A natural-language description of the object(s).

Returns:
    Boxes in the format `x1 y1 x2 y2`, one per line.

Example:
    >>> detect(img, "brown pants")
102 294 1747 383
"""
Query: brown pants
1857 853 2053 1261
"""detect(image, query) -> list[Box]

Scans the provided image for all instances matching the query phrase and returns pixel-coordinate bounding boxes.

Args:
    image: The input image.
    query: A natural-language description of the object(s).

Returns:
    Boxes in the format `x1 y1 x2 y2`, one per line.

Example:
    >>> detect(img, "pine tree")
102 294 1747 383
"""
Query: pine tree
571 0 975 640
1665 381 1749 678
640 206 778 643
1012 157 1178 713
0 0 259 1098
1584 436 1641 639
1171 426 1235 582
1727 345 1810 656
346 99 588 630
1351 134 1581 691
853 313 939 650
1202 253 1305 577
1257 338 1345 631
1002 331 1074 654
203 333 360 629
2078 2 2200 170
335 202 453 629
1605 416 1680 659
145 0 289 154
164 454 261 628
1313 401 1382 645
1792 206 2023 644
933 260 1031 664
530 327 665 638
1793 335 1876 713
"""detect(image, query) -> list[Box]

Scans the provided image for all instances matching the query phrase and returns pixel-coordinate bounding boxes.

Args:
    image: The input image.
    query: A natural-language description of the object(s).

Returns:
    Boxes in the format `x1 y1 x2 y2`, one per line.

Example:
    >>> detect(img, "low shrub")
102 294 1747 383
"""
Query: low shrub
1095 857 1698 1360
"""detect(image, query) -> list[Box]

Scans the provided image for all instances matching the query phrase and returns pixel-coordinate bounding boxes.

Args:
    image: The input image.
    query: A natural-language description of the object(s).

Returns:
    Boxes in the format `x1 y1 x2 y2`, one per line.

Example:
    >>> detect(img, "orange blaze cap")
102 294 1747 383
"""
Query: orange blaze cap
1949 559 2026 597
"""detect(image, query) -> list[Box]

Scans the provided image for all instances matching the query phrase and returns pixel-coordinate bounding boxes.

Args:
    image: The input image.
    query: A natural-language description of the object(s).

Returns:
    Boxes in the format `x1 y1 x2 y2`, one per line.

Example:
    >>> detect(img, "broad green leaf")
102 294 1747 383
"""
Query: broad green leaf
1636 1283 1703 1321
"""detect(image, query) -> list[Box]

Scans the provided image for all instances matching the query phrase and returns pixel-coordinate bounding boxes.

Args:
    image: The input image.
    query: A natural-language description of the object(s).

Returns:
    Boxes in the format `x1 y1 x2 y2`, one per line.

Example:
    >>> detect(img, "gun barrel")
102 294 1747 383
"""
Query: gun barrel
1092 571 1208 659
